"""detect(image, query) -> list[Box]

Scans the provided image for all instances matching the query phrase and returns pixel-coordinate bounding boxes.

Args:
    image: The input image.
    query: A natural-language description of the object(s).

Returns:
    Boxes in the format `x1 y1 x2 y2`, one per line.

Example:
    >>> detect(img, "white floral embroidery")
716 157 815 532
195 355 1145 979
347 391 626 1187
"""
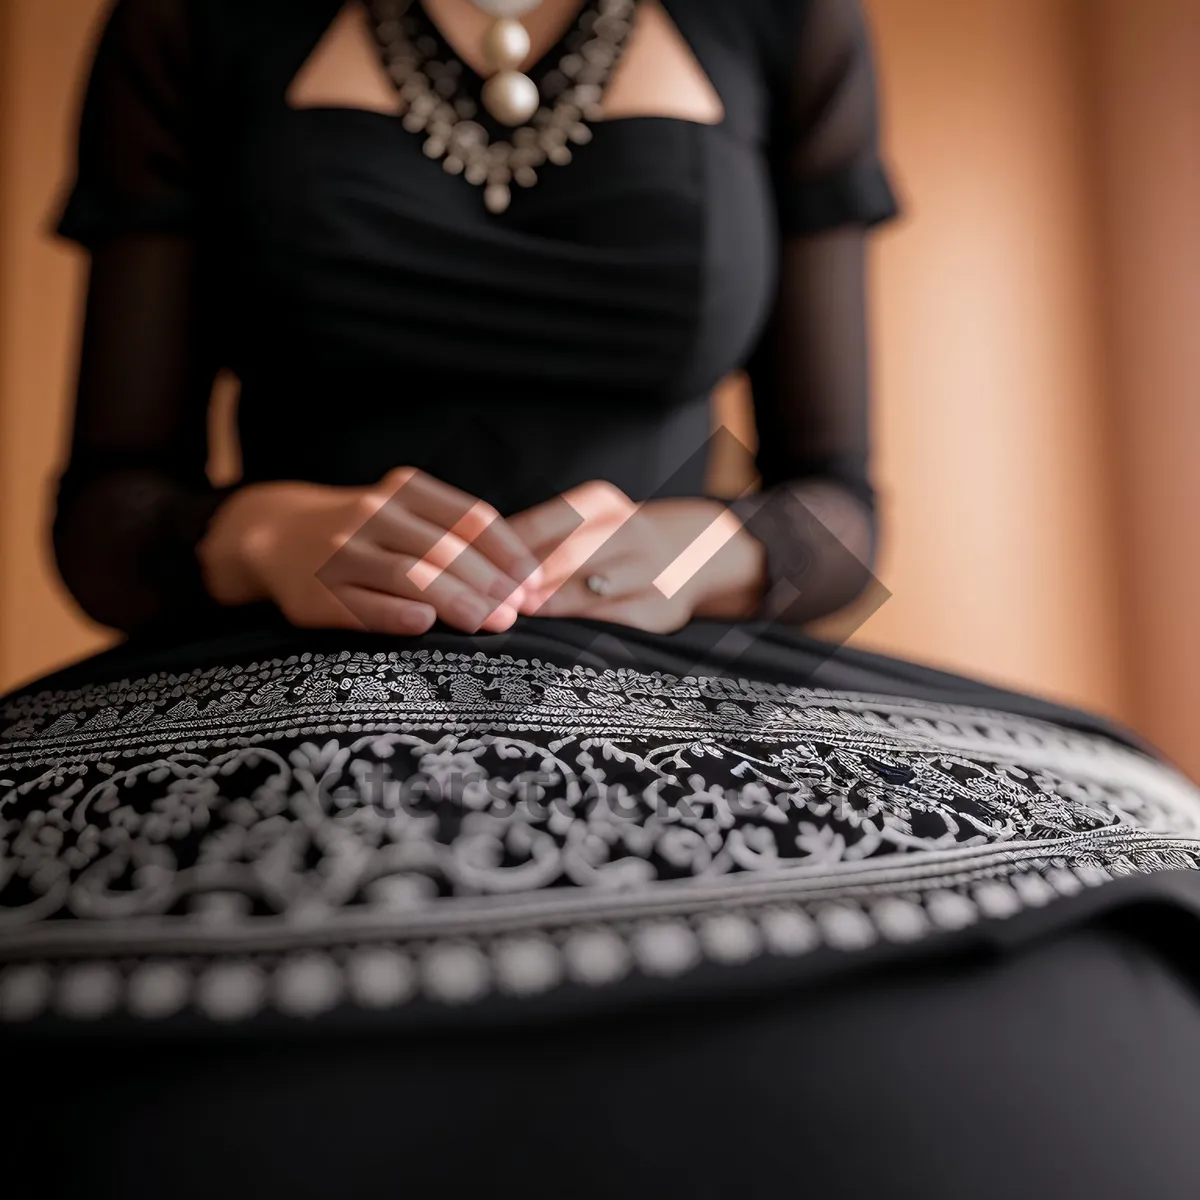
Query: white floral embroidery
2 648 1200 1024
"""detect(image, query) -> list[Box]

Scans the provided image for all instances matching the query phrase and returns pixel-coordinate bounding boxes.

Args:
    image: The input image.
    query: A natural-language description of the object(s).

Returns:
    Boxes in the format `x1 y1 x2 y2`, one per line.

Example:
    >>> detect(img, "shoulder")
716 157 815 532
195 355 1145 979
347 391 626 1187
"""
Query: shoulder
78 0 345 109
668 0 873 86
671 0 854 43
85 0 342 63
742 0 883 111
757 1 879 71
666 0 804 47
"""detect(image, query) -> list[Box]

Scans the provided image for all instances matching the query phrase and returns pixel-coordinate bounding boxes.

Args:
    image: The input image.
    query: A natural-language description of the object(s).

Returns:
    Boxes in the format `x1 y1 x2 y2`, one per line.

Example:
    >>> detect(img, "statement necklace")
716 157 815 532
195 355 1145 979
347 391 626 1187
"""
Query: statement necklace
366 0 639 214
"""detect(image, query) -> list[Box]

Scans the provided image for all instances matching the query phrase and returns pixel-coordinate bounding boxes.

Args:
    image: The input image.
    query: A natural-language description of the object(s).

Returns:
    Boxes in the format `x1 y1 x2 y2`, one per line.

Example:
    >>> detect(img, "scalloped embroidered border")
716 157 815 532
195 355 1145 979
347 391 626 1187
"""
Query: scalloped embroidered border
4 837 1199 1024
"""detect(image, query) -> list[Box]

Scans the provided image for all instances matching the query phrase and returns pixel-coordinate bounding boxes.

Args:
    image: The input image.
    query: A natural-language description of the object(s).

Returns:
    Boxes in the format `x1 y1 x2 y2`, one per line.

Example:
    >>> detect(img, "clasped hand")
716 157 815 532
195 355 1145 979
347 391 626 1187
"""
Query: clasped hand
504 478 766 631
200 468 767 636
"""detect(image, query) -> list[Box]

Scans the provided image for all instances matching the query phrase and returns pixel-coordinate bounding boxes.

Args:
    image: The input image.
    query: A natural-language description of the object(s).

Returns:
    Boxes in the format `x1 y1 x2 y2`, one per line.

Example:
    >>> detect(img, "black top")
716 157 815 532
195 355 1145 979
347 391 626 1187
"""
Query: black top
51 0 901 634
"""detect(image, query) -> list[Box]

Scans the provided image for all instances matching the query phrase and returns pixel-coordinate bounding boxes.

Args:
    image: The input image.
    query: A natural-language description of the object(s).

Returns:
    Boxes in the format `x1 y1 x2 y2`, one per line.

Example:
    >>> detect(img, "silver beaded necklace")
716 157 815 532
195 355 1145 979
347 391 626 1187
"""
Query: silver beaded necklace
366 0 639 214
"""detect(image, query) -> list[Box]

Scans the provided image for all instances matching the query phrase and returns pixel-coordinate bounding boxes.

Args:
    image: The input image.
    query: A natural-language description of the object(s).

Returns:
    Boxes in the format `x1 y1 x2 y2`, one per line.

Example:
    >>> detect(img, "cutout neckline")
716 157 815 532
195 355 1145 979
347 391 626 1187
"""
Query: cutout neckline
287 1 727 135
401 0 600 91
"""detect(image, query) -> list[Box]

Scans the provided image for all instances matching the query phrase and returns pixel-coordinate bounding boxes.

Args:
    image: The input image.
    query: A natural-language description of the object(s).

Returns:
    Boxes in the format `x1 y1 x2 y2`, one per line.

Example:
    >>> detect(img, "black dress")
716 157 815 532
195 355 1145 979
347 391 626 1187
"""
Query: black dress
5 1 1200 1195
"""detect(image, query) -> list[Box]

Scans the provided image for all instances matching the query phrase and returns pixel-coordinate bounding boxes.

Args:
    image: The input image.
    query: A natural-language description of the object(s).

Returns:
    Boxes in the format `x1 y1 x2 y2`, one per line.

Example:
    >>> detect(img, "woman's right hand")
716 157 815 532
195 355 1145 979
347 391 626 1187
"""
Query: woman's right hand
197 467 543 635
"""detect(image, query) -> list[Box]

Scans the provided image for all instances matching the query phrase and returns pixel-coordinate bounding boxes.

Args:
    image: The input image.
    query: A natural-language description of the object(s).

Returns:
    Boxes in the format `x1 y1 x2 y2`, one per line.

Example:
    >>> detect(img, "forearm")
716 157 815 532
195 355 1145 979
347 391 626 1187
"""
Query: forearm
684 500 769 621
195 480 319 609
634 486 876 626
721 479 878 625
54 467 244 634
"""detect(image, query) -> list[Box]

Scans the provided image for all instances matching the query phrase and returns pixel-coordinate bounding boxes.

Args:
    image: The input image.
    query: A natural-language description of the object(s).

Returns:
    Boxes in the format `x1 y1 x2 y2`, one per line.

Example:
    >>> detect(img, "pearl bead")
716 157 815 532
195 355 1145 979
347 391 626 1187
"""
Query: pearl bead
485 182 512 214
482 18 531 72
472 0 542 16
481 70 540 126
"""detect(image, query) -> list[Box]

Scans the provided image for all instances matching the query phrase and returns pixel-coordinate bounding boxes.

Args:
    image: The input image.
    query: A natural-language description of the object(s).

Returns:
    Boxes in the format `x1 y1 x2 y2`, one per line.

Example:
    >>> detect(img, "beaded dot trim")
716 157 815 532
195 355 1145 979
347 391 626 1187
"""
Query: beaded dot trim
366 0 639 213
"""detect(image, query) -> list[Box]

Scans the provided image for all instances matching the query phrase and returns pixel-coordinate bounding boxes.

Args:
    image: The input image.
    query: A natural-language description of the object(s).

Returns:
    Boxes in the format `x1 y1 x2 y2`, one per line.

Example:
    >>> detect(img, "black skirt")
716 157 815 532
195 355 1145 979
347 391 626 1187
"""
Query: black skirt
10 913 1200 1199
3 606 1199 1035
5 612 1200 1198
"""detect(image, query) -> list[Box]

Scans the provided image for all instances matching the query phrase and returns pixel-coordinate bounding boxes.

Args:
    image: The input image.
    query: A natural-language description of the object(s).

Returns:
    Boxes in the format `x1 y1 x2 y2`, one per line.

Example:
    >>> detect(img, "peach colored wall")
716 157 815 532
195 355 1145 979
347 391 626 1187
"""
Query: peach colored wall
857 0 1125 720
0 0 1194 773
0 0 112 689
1086 1 1200 775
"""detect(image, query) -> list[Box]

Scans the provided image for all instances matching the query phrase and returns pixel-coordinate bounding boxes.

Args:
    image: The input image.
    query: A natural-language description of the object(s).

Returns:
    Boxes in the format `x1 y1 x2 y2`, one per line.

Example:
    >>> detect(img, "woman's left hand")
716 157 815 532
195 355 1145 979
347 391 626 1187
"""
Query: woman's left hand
506 481 768 632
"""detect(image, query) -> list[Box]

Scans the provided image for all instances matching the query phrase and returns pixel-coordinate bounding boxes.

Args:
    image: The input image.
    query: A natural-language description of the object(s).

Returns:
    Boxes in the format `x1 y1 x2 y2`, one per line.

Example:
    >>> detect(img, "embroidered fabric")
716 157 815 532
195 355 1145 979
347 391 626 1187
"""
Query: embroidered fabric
3 649 1199 1026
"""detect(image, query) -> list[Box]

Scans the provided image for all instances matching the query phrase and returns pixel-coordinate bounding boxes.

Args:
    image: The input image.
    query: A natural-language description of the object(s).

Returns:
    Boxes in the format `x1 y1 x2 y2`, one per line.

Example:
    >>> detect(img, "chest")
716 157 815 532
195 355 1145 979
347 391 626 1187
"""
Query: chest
207 1 781 398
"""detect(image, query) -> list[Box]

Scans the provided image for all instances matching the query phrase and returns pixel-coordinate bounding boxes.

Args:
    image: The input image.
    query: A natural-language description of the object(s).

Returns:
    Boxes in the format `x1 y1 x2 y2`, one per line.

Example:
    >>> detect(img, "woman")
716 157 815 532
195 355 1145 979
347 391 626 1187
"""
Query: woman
5 0 1200 1194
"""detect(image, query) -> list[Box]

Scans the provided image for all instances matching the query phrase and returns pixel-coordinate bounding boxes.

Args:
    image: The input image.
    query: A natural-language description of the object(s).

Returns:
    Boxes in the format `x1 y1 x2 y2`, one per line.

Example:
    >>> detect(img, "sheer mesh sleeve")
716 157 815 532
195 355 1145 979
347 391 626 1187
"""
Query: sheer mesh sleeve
728 0 900 625
52 0 238 635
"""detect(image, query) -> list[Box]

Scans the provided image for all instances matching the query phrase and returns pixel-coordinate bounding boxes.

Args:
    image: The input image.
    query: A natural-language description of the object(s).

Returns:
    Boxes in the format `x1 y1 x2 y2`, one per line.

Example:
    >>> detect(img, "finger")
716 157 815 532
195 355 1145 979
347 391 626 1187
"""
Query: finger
525 547 647 615
526 501 665 604
519 497 647 595
347 543 520 634
332 587 439 637
505 493 589 558
528 514 630 599
508 480 637 556
368 506 528 606
568 591 686 634
377 468 543 588
478 600 520 633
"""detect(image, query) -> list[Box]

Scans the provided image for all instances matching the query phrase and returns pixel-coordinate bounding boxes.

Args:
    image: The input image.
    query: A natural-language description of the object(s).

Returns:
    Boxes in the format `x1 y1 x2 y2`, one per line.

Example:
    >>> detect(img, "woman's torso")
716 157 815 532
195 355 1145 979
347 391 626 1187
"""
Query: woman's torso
197 0 781 511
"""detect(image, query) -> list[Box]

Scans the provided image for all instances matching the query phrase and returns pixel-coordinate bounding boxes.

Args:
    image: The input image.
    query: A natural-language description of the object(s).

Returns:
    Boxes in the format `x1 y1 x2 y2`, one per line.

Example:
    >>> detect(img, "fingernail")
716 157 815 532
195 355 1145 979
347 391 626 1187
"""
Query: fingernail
486 602 519 629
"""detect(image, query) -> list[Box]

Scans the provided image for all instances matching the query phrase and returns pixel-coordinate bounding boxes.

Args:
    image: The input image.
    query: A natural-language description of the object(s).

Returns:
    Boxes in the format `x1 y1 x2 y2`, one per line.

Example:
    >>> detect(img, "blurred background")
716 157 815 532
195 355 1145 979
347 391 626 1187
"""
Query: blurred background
0 0 1197 777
